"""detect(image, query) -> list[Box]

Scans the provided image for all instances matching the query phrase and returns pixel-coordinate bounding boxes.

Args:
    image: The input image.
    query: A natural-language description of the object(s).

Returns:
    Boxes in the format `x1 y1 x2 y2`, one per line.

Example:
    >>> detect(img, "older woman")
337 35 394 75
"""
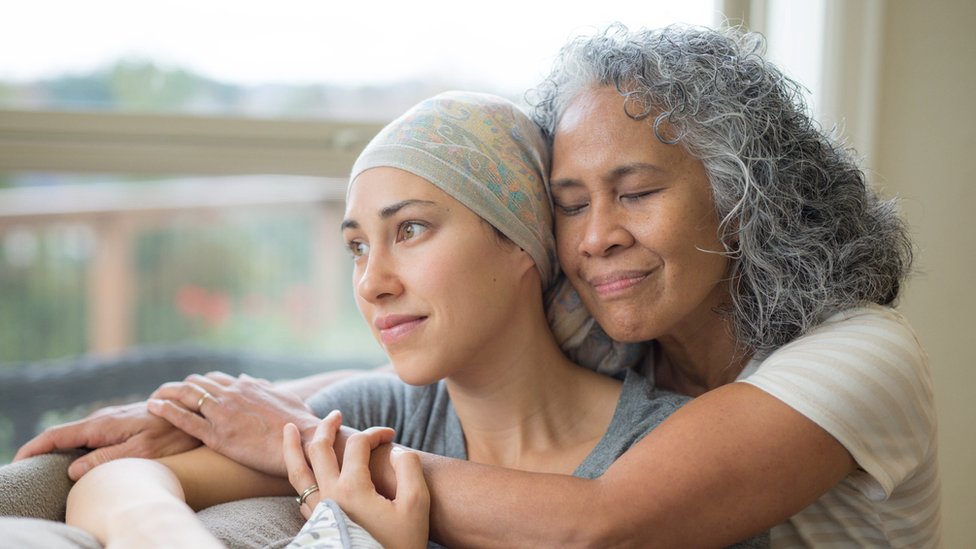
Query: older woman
11 24 940 548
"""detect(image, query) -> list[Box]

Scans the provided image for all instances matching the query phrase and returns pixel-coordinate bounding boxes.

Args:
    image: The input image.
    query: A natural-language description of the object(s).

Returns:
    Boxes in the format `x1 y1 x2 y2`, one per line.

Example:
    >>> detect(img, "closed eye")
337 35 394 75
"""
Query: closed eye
554 201 589 216
620 190 659 203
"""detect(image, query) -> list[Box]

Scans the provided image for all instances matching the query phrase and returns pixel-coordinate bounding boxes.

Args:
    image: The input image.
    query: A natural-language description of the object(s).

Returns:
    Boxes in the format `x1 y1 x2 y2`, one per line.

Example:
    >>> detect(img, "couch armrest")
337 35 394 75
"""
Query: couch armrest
0 451 83 521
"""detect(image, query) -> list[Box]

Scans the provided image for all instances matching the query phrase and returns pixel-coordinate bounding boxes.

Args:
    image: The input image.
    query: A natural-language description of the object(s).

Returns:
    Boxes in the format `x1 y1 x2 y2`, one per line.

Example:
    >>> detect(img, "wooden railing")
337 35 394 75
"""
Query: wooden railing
0 176 349 357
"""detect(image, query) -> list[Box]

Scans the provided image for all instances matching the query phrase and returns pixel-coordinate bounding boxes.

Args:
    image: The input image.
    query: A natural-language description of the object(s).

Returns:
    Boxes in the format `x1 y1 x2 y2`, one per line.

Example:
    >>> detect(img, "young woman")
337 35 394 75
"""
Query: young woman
64 91 721 548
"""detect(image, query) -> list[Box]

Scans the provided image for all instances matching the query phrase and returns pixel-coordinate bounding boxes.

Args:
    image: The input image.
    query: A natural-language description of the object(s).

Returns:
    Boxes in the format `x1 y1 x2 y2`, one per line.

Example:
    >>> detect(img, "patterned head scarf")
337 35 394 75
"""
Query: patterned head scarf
349 91 557 289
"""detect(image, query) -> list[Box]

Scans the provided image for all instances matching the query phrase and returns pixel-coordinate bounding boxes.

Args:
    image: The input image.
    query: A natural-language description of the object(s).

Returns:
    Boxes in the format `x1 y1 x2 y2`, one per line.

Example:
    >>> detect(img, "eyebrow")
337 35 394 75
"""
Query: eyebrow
340 199 438 230
551 162 665 190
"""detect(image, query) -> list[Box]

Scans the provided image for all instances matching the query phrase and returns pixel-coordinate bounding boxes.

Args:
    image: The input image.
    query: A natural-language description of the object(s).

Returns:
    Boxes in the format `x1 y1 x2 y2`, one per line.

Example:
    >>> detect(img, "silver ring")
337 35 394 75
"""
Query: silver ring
296 484 319 506
196 391 216 411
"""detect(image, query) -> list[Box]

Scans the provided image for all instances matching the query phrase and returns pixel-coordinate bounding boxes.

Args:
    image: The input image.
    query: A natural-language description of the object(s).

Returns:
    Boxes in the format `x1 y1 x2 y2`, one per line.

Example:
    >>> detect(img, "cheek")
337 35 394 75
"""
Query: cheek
423 246 486 303
554 217 581 269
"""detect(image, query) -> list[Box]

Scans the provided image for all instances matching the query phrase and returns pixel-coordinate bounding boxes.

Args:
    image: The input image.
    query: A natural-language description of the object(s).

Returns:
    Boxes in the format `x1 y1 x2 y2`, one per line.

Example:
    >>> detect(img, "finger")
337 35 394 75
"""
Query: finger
283 423 316 493
149 380 182 400
239 373 272 386
306 411 342 481
147 399 211 441
390 449 430 508
284 423 323 517
340 427 395 485
203 371 236 385
150 381 188 402
14 420 92 461
182 375 226 397
151 382 219 414
360 426 396 447
65 437 144 481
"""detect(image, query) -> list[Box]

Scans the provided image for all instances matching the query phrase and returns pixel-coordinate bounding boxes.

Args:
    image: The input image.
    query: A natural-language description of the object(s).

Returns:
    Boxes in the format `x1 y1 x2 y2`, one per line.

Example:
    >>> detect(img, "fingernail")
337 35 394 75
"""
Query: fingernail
70 462 89 479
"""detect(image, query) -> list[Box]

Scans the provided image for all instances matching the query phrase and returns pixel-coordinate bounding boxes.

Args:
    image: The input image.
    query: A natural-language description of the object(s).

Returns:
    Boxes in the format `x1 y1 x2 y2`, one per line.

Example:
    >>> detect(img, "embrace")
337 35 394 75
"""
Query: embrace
2 23 941 548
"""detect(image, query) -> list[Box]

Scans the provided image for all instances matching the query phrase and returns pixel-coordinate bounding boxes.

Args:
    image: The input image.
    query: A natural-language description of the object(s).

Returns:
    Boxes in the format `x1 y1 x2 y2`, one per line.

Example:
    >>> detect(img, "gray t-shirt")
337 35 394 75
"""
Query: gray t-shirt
308 368 687 479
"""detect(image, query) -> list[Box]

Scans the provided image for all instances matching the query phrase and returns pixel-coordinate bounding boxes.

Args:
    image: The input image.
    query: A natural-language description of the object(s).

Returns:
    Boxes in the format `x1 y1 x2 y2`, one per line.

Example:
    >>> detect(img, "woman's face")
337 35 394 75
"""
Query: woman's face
550 86 731 344
343 167 533 385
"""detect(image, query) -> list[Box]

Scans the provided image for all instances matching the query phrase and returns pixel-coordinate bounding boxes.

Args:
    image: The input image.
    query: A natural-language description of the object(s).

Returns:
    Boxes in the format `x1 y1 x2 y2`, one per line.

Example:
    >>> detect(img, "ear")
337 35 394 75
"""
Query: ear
515 247 541 284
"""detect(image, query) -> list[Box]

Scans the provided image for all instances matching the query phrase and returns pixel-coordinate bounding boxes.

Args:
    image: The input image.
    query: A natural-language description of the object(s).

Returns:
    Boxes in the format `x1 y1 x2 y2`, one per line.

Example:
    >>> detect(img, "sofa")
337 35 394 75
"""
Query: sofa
0 345 375 548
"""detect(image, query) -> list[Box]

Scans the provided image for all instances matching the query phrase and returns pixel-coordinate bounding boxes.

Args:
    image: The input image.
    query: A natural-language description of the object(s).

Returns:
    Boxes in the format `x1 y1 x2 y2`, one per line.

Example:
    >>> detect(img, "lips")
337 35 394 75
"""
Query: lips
374 314 427 345
586 270 650 296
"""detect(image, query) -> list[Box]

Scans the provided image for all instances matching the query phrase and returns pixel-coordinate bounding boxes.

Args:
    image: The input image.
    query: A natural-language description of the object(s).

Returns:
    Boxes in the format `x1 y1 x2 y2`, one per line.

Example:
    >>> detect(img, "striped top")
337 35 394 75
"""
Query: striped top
739 304 942 547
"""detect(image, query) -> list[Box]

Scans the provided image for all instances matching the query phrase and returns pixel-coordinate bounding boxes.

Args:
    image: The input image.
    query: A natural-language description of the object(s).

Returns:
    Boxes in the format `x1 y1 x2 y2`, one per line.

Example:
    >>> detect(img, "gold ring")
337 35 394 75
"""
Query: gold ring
296 484 319 506
196 391 216 411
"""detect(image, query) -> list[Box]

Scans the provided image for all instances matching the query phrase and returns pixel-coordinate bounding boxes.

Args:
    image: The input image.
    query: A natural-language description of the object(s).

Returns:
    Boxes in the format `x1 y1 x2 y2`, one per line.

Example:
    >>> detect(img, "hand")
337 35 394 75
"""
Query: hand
148 372 320 476
283 413 430 549
14 401 201 481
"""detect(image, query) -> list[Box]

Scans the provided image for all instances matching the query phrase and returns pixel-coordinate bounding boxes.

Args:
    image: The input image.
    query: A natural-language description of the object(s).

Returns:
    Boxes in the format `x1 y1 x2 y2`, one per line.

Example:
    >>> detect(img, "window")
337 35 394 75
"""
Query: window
1 1 721 117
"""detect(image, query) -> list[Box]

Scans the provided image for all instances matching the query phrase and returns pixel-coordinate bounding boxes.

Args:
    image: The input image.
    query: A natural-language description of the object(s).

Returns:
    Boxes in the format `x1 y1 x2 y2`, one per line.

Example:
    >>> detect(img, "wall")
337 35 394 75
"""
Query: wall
874 0 976 545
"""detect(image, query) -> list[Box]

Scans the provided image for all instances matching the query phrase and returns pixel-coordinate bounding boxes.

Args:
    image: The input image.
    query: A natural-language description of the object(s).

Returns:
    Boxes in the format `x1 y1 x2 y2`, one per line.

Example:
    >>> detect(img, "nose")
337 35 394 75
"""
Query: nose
577 201 635 257
356 249 403 303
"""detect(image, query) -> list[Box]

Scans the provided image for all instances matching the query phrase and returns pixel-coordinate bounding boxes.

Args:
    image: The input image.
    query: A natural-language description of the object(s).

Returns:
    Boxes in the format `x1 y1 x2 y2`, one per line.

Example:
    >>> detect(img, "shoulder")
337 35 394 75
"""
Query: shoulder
741 304 937 496
748 304 927 381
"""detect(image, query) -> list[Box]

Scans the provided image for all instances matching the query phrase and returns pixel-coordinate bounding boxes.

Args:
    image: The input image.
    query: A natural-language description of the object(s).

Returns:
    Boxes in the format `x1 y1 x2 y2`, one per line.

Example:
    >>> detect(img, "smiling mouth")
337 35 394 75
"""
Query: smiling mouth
588 271 650 296
374 315 427 345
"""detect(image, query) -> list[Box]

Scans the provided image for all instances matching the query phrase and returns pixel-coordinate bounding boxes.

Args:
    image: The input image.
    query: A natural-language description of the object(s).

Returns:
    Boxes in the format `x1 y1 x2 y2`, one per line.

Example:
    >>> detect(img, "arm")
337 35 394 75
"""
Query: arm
147 368 402 477
372 383 854 548
66 444 296 546
155 445 296 510
14 367 376 479
65 458 223 548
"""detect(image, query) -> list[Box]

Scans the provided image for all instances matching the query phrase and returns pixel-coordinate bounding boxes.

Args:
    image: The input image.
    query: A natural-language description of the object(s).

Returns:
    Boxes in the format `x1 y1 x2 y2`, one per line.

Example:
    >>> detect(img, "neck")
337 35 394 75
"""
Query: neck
445 294 620 473
654 313 751 397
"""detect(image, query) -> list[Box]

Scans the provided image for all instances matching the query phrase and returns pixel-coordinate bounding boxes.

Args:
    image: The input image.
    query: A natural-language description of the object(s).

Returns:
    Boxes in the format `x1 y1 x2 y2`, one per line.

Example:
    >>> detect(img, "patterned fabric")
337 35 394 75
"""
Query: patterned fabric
544 276 648 376
287 499 383 549
349 90 556 289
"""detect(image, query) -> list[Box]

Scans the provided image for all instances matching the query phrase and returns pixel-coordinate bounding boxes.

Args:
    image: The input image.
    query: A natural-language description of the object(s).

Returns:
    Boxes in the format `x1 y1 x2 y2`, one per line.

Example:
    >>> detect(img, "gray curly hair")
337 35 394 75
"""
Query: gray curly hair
528 23 914 356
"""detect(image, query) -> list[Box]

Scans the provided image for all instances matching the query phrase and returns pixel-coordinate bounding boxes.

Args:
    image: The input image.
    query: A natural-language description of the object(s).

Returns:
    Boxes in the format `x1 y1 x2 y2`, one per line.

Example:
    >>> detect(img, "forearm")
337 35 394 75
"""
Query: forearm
372 384 854 547
421 454 606 547
65 458 220 548
156 446 294 510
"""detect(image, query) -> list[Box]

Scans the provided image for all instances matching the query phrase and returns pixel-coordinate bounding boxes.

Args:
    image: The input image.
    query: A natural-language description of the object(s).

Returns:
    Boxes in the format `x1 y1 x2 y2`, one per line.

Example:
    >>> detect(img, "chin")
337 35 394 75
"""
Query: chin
392 362 438 387
594 309 658 343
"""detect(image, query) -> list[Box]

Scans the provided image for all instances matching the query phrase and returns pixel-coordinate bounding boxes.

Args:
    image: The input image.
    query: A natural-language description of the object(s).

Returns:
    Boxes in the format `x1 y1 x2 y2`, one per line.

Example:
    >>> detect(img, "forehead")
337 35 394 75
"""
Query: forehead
551 87 695 181
343 166 482 226
346 168 443 206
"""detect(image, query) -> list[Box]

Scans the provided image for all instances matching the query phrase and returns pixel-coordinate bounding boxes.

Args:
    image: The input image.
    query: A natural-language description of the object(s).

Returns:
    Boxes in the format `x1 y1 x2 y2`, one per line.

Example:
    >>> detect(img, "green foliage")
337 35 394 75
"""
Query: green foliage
0 229 87 363
8 58 245 113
